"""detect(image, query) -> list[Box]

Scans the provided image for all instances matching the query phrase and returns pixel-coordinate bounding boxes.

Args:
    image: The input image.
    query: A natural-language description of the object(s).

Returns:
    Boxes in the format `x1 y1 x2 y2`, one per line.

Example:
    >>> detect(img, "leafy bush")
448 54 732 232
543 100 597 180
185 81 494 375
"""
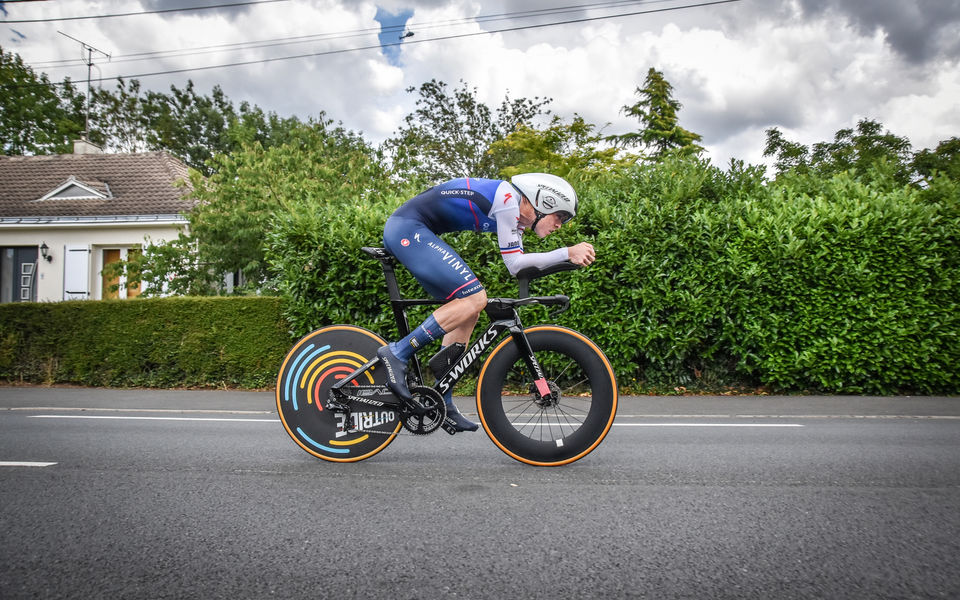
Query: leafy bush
564 157 757 388
0 297 290 388
8 159 953 395
724 170 959 393
264 158 959 395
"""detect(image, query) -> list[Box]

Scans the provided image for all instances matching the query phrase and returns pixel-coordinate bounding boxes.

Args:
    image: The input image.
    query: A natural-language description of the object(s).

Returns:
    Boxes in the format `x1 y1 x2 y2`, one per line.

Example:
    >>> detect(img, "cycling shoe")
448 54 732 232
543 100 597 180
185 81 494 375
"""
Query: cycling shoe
445 403 479 432
377 345 411 401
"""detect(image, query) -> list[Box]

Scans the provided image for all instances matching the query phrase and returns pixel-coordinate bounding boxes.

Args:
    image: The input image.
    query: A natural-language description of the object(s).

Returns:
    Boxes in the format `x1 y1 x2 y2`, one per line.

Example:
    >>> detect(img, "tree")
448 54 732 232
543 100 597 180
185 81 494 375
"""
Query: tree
609 67 703 160
762 127 810 175
764 119 913 184
114 118 392 296
1 46 84 154
88 78 150 153
85 78 306 172
487 114 628 179
812 119 913 184
141 81 237 175
88 78 307 174
227 101 303 150
384 79 551 182
912 137 960 184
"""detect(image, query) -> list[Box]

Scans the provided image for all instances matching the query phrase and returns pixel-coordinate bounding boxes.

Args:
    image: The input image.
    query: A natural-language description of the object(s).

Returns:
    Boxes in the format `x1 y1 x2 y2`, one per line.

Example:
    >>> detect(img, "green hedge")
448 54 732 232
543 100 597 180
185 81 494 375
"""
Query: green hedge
722 173 959 393
0 296 291 388
3 160 957 395
267 158 959 395
574 160 959 394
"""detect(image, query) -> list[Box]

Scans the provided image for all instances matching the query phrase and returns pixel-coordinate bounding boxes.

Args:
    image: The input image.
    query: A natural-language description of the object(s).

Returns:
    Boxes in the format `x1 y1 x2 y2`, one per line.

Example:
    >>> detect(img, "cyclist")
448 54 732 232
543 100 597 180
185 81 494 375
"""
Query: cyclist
377 173 596 432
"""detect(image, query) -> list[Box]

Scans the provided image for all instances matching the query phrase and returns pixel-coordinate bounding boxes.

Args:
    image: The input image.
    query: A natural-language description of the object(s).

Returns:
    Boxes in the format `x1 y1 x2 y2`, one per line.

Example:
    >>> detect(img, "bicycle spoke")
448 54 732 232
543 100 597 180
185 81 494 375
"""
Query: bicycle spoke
550 358 576 382
559 375 590 396
552 404 586 427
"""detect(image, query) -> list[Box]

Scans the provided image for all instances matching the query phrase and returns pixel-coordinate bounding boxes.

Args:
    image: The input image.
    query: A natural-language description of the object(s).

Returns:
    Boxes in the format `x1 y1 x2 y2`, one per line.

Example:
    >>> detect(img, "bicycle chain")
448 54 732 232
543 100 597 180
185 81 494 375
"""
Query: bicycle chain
327 386 455 437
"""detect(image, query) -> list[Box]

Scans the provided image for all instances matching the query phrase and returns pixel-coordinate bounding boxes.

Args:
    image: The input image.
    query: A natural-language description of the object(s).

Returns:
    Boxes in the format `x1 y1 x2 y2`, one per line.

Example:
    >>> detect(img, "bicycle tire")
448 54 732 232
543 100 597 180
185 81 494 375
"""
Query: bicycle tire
276 325 401 462
477 326 617 466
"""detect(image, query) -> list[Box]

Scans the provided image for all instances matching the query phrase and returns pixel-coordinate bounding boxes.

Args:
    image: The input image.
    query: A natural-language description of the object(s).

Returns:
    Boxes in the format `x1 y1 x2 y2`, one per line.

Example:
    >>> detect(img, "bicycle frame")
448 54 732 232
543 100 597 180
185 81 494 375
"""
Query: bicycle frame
329 247 565 404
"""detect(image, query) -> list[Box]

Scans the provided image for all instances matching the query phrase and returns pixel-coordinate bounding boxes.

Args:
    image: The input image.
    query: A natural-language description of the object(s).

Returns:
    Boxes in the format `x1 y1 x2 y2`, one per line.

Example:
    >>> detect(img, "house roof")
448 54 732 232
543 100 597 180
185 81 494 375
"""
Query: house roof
0 151 195 220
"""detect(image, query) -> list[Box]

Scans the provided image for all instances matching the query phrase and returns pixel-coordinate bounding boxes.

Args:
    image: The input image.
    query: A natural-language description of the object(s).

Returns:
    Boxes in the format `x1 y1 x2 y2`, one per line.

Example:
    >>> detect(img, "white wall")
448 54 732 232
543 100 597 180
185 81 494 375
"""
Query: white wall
0 221 185 301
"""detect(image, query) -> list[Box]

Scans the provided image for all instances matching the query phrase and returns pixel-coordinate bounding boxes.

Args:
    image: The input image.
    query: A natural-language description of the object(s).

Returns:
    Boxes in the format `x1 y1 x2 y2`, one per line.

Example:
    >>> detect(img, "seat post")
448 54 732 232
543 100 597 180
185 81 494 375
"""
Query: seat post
377 260 402 301
379 261 412 337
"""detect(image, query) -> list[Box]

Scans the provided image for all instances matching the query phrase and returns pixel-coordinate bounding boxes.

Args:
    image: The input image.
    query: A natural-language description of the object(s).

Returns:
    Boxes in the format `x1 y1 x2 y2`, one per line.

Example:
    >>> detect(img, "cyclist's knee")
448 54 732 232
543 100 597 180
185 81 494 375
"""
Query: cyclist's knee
464 288 487 314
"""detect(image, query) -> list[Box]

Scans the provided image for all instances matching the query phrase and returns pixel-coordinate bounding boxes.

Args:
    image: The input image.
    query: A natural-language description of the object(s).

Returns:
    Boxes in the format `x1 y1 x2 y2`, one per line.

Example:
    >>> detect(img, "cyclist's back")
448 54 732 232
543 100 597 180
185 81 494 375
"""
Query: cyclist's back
392 177 505 235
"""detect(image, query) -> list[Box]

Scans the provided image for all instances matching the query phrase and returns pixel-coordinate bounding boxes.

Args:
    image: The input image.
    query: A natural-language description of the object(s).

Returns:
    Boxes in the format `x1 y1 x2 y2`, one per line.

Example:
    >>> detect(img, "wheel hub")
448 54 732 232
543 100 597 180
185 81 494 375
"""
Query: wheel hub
531 380 561 408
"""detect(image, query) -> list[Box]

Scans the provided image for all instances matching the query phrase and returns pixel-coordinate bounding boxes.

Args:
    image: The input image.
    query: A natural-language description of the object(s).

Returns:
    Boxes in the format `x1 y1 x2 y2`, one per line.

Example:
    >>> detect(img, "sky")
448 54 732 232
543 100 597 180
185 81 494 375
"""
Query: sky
3 0 960 170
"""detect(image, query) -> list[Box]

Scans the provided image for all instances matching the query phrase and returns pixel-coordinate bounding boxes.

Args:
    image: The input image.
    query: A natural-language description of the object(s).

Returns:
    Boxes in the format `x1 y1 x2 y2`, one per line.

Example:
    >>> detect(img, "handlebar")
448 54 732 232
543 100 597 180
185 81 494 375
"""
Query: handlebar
515 261 581 299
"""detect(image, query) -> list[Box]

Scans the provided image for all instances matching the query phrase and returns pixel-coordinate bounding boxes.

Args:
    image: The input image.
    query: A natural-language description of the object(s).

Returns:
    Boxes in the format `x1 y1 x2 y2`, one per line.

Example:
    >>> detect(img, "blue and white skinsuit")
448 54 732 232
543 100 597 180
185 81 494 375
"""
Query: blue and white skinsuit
383 177 570 300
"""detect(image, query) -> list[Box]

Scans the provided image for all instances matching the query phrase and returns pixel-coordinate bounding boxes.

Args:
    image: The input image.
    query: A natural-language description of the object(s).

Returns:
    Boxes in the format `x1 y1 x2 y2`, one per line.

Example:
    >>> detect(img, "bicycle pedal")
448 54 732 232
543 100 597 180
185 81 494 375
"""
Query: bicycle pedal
441 421 458 435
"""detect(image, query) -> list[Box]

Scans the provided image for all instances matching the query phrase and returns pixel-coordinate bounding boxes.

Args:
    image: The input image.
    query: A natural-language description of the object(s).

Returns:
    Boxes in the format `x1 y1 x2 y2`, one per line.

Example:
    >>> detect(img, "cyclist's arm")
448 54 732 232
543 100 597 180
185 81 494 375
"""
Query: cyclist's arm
501 241 569 276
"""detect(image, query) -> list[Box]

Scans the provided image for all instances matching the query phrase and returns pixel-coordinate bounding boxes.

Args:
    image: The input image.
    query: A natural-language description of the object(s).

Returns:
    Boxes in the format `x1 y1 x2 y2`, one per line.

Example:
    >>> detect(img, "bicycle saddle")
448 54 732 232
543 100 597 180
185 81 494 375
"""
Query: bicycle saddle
361 246 396 264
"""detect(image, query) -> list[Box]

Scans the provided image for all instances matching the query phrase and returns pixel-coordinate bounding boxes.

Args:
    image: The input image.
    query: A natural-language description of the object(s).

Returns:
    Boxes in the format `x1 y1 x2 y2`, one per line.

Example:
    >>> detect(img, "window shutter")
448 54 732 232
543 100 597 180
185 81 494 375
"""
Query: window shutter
63 245 90 300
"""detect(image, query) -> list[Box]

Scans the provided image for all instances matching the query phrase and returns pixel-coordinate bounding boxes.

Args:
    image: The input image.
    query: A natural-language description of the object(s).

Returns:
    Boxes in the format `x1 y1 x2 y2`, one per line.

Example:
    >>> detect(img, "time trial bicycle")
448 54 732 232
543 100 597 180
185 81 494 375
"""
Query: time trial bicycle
276 246 617 466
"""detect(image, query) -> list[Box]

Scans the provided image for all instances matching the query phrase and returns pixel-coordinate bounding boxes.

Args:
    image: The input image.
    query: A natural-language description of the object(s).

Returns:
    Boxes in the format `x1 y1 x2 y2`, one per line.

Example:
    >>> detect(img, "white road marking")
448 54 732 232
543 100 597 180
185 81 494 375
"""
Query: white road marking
510 422 803 428
612 423 803 427
0 461 57 467
8 407 271 415
29 415 276 423
27 415 803 427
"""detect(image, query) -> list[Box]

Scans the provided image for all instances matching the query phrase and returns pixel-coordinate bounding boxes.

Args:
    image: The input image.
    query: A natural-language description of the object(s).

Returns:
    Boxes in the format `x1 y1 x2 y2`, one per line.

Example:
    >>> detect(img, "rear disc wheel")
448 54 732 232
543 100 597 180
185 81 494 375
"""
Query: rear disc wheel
276 325 401 462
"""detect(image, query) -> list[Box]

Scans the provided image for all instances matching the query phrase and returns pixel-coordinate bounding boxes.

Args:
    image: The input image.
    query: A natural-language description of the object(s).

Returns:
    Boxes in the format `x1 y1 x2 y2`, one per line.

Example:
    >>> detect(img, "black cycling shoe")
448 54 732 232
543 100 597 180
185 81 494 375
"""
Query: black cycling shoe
445 403 479 432
377 345 411 401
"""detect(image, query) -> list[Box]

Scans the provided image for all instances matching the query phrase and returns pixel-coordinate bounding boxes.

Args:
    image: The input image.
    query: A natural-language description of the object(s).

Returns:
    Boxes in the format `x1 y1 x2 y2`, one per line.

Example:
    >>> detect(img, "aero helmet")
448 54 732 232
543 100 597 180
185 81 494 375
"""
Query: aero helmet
510 173 578 225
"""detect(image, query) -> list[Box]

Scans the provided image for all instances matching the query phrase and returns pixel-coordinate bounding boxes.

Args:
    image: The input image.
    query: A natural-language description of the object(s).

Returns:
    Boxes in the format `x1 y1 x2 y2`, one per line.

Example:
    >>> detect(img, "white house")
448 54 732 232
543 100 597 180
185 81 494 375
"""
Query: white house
0 142 194 302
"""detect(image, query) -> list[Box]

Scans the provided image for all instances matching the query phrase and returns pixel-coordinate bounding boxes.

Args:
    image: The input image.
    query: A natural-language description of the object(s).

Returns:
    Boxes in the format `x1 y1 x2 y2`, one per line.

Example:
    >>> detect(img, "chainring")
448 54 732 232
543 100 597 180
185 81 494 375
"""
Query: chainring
400 386 446 435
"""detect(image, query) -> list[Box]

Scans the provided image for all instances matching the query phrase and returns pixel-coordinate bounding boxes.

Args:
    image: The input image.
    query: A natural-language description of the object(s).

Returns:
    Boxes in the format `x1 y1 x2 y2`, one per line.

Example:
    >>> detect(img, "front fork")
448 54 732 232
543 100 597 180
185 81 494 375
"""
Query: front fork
507 324 557 406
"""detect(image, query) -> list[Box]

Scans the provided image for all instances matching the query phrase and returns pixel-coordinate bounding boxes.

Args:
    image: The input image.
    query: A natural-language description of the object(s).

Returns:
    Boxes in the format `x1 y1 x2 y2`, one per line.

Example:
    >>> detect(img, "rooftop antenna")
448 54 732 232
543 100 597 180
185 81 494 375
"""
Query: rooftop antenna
57 31 111 141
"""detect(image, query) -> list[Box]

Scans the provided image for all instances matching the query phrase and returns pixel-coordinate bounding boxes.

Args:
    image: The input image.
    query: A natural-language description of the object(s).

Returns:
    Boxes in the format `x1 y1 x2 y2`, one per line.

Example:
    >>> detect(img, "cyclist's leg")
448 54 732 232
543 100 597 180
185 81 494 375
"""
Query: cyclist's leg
381 217 483 430
436 294 486 344
383 217 487 355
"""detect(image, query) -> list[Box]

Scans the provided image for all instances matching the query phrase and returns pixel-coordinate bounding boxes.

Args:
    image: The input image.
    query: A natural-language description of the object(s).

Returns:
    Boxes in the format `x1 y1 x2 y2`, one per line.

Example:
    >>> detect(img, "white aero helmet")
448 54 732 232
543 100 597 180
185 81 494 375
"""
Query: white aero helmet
511 173 578 225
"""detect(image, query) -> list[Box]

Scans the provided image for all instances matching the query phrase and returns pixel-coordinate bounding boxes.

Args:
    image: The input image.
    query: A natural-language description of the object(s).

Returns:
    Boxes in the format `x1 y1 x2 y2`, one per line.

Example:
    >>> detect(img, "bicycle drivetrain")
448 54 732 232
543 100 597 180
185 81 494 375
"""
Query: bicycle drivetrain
328 384 449 436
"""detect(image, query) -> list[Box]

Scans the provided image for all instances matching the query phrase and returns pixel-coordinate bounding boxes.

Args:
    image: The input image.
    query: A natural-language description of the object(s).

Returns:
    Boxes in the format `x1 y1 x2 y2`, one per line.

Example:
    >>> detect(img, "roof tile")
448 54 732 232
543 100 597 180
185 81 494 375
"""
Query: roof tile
0 151 195 218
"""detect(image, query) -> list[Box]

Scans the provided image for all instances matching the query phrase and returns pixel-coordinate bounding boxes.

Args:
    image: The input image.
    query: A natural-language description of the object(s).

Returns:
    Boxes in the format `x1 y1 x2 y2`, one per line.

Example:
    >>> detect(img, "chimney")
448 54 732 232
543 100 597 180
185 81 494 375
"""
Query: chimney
73 138 103 154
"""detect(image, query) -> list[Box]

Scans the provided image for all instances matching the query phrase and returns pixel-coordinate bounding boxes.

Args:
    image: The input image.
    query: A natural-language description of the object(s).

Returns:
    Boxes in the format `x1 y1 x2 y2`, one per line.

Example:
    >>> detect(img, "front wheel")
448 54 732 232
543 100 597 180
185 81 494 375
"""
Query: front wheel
476 326 617 466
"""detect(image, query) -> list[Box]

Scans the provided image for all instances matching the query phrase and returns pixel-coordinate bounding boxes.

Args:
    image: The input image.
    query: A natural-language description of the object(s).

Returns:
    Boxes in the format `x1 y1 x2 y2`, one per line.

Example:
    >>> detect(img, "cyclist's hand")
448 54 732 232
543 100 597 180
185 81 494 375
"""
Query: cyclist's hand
568 242 595 267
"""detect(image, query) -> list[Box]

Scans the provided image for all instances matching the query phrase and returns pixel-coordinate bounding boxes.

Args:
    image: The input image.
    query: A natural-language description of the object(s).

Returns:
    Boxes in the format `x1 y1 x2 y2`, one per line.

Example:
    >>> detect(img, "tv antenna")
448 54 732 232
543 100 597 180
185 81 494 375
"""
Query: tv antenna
58 31 111 140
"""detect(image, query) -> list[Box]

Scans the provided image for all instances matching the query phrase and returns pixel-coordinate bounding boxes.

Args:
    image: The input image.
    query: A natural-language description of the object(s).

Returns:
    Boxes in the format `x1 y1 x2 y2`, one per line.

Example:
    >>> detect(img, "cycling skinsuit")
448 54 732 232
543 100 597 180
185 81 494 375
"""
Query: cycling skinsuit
383 177 569 300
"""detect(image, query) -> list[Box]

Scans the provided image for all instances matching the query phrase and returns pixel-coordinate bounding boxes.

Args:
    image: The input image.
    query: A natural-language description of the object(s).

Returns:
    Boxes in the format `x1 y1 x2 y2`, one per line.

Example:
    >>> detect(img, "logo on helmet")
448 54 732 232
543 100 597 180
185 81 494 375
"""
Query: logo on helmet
540 185 568 202
540 195 557 210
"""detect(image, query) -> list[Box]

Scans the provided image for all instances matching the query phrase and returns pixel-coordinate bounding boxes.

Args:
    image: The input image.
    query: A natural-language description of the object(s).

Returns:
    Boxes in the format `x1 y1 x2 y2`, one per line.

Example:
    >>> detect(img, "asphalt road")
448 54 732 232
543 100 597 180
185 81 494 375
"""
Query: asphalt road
2 387 959 599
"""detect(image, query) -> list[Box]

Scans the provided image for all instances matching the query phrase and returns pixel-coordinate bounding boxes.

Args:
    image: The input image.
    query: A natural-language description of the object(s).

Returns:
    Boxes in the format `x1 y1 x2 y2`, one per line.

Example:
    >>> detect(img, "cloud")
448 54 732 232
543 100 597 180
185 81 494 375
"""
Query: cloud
5 0 959 170
793 0 960 63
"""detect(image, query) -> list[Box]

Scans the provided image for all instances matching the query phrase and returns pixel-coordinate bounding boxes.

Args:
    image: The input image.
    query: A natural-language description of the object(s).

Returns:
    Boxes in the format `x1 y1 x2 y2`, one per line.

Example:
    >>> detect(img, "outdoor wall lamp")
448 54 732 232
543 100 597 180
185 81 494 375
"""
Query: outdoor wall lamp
40 242 52 263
